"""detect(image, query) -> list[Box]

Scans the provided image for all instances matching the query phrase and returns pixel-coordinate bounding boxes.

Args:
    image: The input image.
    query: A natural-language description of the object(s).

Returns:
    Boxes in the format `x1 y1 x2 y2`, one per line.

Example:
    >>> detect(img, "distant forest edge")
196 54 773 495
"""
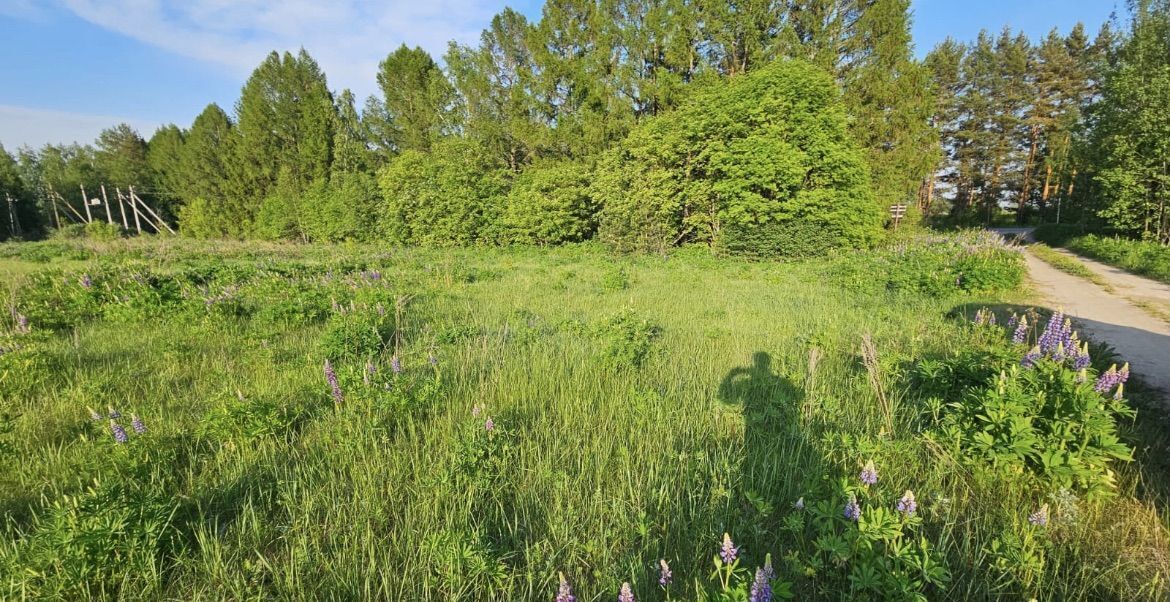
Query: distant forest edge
0 0 1167 252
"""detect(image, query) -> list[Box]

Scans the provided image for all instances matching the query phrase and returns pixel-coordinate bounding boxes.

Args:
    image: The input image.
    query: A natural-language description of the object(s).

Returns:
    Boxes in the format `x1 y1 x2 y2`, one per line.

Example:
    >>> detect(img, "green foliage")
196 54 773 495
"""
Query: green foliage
298 171 381 243
595 60 881 257
83 221 123 241
319 304 394 361
1034 225 1170 284
500 159 596 245
378 139 509 245
832 232 1025 296
596 308 660 369
373 45 456 154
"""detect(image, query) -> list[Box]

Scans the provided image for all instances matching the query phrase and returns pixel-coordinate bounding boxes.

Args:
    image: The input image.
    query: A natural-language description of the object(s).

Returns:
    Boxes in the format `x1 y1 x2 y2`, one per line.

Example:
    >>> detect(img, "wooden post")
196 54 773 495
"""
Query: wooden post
130 188 175 234
59 192 87 223
48 185 62 229
115 187 129 229
80 184 93 223
100 185 114 224
128 186 142 234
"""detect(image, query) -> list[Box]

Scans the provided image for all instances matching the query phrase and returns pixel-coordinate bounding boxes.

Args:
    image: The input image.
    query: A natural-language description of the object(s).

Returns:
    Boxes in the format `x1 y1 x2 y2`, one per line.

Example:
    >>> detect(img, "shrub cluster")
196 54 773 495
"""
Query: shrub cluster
1033 224 1170 284
832 231 1025 296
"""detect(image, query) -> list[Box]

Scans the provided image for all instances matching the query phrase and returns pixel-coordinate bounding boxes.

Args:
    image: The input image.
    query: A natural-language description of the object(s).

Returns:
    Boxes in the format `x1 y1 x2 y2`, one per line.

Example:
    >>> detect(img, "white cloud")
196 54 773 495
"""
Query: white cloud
58 0 507 100
0 104 160 149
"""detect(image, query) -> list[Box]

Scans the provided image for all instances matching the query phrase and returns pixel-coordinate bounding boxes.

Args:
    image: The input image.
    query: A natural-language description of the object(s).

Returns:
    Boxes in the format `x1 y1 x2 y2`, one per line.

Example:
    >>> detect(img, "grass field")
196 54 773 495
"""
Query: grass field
0 237 1166 601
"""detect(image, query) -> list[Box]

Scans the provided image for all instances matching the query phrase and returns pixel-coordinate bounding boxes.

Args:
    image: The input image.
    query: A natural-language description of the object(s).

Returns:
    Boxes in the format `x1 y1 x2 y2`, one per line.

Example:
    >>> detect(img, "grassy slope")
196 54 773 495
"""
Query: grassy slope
0 239 1166 601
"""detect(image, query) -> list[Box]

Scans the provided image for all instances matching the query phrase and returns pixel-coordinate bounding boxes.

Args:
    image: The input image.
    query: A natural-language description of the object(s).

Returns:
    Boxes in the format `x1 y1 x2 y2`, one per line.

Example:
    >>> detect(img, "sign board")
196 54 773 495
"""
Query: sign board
889 204 908 229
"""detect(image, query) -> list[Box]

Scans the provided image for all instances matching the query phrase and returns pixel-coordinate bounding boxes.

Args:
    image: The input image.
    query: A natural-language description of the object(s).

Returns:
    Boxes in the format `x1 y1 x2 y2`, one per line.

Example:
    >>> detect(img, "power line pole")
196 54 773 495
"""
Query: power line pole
80 184 93 223
100 184 114 224
4 194 21 238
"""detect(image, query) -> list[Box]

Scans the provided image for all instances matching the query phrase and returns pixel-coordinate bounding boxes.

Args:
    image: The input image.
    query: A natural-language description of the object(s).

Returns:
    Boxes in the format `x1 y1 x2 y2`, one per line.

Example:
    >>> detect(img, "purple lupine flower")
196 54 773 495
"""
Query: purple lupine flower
391 355 402 375
87 406 102 421
1028 504 1049 527
324 359 344 404
556 573 576 602
618 582 634 602
110 420 128 443
130 414 146 434
1073 343 1091 371
485 417 495 432
860 460 878 486
1021 346 1042 368
1113 382 1125 400
80 274 93 288
897 490 917 516
107 405 121 419
794 496 805 510
1051 343 1066 363
472 403 483 418
658 559 672 587
1037 310 1064 354
1007 313 1019 331
749 562 774 602
15 313 29 334
1094 365 1119 393
844 495 861 521
1118 362 1130 384
720 533 739 564
1012 315 1028 344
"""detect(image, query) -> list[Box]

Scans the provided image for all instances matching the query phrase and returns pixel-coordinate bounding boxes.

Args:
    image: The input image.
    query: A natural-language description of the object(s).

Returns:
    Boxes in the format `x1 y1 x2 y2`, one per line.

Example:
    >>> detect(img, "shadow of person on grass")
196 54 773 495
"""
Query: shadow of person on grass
717 351 821 551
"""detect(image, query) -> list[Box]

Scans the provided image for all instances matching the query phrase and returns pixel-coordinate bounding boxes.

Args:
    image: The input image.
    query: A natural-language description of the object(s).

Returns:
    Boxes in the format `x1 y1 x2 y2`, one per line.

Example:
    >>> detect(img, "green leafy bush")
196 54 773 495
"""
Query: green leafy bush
83 221 124 241
594 59 881 256
378 139 510 245
319 305 394 360
500 159 596 245
596 309 660 368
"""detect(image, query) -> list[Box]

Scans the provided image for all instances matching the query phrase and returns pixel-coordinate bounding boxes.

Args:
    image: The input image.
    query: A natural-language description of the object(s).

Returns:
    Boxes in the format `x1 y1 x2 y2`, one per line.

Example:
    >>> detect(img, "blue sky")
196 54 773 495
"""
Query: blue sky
0 0 1125 150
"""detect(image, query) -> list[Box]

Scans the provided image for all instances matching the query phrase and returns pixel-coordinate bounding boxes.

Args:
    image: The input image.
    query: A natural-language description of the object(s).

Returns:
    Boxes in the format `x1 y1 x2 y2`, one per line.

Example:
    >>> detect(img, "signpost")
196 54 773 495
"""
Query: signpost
889 204 908 229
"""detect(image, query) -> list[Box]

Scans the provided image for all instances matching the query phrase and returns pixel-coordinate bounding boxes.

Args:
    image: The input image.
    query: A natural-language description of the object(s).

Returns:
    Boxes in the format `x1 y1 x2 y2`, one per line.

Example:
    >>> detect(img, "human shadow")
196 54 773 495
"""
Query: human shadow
717 352 823 550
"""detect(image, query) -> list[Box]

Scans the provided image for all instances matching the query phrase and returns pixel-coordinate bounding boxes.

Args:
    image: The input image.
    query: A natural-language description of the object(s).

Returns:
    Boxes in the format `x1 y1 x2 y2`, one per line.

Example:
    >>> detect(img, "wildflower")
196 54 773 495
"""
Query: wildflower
1118 362 1130 384
1007 313 1019 331
1051 342 1066 363
428 354 439 367
472 403 483 418
485 417 495 432
80 274 93 288
324 359 343 404
793 496 805 510
107 405 121 419
720 532 739 564
897 490 917 516
618 582 634 602
749 558 775 602
1021 346 1042 368
130 414 146 434
556 573 576 602
1012 315 1028 344
844 495 861 521
1037 310 1064 354
87 406 102 421
391 355 402 374
1113 382 1125 400
15 313 29 334
1094 364 1119 393
1028 503 1049 527
860 460 878 485
1073 342 1091 371
110 420 128 444
658 559 672 587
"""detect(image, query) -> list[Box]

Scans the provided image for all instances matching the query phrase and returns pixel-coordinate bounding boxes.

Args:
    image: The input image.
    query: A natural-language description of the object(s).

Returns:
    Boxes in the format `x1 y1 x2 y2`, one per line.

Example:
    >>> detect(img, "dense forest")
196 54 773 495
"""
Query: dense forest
1 0 1167 250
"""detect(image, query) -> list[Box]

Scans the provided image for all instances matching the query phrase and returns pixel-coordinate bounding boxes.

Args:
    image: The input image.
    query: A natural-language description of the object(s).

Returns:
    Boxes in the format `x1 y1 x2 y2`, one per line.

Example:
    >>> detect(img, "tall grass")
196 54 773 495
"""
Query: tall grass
1033 225 1170 284
0 237 1165 600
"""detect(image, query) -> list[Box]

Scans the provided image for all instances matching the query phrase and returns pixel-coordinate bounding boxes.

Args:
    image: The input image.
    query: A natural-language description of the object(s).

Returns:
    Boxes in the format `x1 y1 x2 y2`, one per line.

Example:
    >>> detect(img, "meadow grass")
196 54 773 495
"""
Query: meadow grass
0 238 1166 601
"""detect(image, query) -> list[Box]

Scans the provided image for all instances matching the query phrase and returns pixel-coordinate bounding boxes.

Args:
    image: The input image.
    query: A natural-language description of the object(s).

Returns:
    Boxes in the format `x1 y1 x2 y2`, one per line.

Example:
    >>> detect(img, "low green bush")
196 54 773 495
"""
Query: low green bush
1033 225 1170 284
832 231 1025 296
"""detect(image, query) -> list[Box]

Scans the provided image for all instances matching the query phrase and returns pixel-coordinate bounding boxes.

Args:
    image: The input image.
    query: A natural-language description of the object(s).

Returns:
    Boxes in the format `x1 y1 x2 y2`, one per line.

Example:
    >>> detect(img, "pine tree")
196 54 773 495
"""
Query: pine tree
178 104 242 237
331 90 374 174
95 124 151 191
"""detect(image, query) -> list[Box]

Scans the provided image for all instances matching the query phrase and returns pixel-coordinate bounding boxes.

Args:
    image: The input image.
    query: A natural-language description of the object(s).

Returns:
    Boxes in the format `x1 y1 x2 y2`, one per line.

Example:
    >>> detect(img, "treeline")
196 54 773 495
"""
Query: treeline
1 0 1167 248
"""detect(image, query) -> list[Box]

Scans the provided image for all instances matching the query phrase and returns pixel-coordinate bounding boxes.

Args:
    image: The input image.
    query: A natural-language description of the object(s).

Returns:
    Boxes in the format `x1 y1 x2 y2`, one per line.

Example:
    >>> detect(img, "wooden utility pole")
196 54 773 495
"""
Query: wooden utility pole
128 186 142 234
47 184 62 228
79 184 93 223
4 194 21 238
115 188 129 229
130 188 175 234
100 185 113 224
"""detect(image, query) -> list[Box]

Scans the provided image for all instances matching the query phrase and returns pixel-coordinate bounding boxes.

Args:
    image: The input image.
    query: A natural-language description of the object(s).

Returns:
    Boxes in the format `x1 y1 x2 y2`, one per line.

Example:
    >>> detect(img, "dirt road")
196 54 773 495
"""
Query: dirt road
1018 243 1170 399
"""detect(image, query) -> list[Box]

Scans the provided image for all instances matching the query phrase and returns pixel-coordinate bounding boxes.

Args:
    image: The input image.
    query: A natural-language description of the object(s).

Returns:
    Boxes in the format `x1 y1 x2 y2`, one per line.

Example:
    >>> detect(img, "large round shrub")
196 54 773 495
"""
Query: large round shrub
594 59 882 257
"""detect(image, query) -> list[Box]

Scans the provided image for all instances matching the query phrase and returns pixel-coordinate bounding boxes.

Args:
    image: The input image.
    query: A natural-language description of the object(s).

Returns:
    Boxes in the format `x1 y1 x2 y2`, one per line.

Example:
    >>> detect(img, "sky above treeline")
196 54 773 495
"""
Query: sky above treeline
0 0 1125 150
